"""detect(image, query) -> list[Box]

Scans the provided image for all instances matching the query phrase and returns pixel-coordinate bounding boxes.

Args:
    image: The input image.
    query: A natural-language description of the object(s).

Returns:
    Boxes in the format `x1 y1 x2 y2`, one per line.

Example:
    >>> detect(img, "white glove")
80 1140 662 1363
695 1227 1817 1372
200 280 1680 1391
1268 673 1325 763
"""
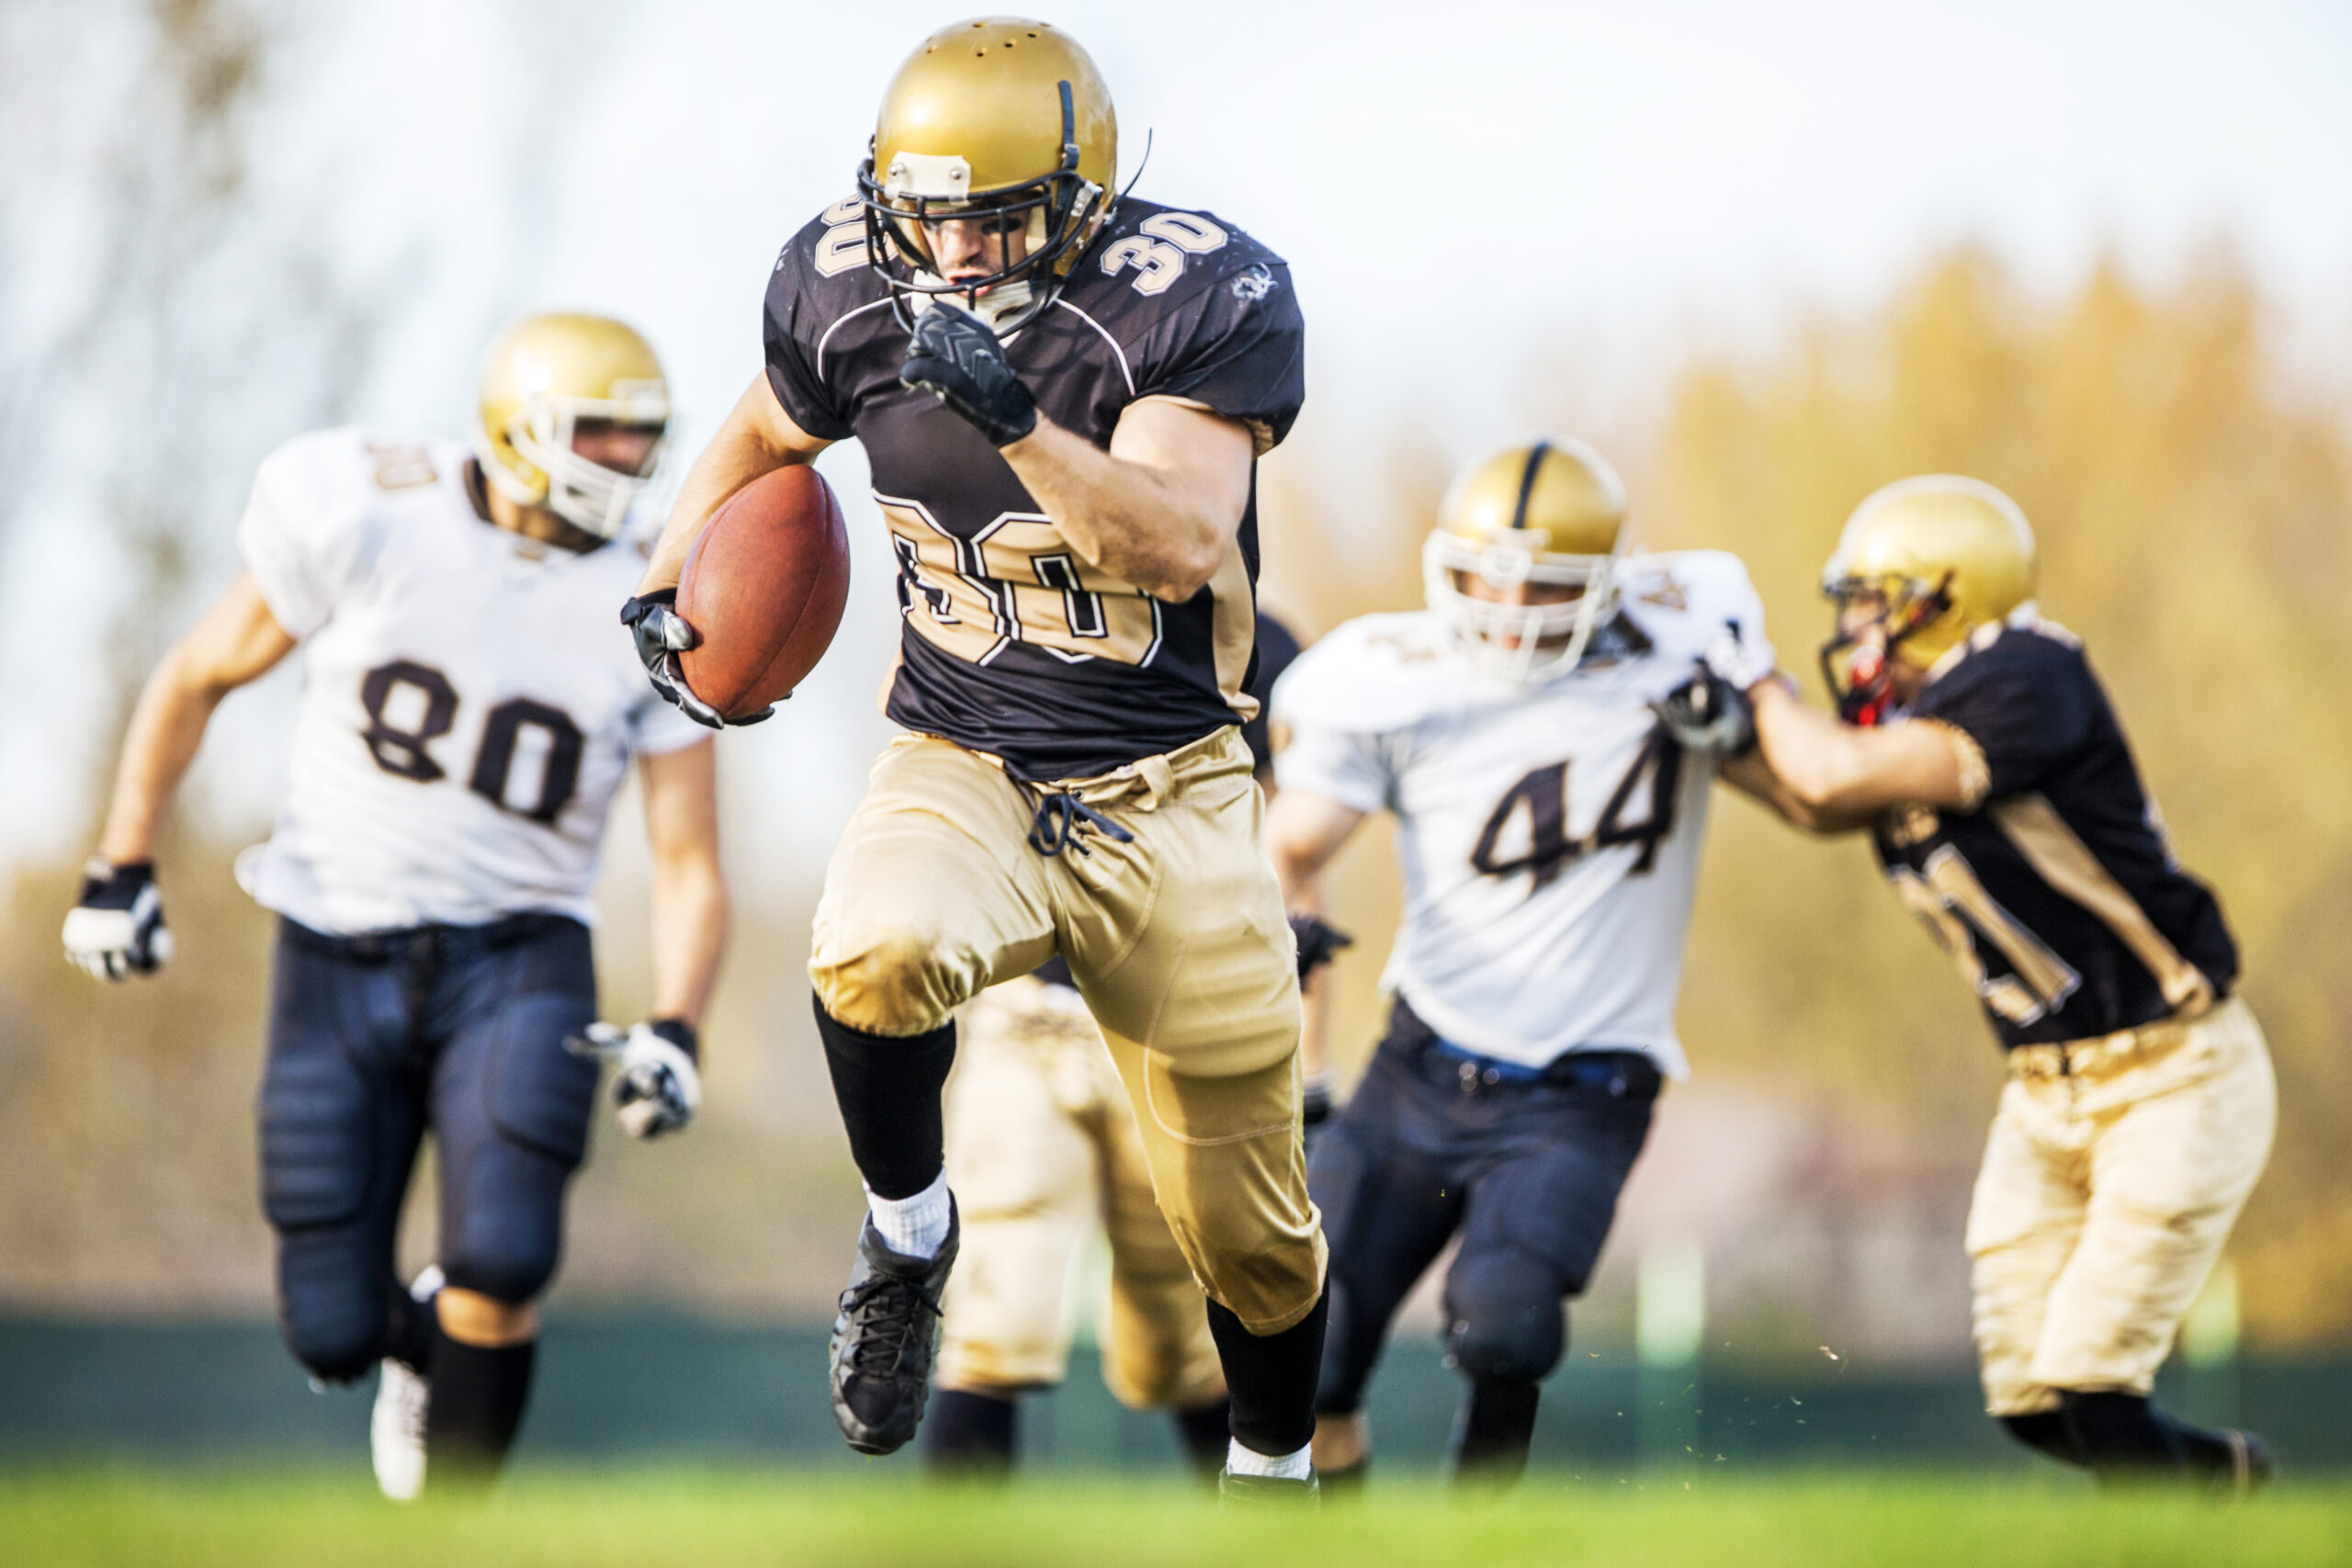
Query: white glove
569 1020 702 1139
62 859 175 981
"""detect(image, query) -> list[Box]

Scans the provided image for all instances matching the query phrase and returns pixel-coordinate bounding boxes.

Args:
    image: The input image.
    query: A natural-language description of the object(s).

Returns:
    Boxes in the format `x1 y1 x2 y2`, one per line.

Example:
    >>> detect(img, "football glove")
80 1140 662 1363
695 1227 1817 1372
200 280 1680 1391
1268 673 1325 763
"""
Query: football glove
568 1018 703 1139
62 859 174 981
1653 667 1758 758
1300 1070 1334 1156
900 303 1038 448
1288 911 1354 984
620 591 774 729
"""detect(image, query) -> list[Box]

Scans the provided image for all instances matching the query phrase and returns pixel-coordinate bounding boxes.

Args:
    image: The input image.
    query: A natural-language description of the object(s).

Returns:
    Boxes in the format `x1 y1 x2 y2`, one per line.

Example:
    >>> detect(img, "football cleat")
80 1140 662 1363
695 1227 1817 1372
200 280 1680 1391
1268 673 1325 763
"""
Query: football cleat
828 1203 958 1455
2224 1428 2274 1499
370 1266 443 1503
1216 1470 1321 1510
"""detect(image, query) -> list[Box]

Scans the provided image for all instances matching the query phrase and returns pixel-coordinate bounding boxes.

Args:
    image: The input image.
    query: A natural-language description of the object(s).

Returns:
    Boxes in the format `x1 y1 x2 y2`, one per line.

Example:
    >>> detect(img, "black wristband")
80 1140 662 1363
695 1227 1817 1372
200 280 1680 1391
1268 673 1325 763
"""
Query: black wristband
647 1017 699 1063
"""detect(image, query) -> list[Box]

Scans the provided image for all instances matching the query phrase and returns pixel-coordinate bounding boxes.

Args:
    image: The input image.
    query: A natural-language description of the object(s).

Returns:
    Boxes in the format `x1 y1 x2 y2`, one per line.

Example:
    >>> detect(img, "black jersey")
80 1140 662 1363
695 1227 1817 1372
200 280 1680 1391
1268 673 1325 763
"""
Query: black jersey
763 196 1306 780
1871 618 2237 1049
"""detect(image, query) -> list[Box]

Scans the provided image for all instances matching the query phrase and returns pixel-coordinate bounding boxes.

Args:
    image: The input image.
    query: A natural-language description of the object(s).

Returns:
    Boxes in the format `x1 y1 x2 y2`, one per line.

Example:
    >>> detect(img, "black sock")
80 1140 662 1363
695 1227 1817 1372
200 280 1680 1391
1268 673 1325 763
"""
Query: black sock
2001 1411 2086 1467
923 1388 1017 1477
1454 1379 1541 1485
813 996 956 1200
2060 1391 2194 1481
386 1279 435 1373
1173 1397 1231 1481
1205 1289 1328 1460
423 1323 536 1484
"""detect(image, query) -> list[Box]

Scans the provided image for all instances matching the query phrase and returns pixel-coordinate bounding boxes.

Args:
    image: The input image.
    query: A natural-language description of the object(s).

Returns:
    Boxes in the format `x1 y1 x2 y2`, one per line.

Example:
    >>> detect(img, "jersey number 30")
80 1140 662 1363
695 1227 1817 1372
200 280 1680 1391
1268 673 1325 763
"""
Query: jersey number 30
1471 729 1681 889
359 660 584 826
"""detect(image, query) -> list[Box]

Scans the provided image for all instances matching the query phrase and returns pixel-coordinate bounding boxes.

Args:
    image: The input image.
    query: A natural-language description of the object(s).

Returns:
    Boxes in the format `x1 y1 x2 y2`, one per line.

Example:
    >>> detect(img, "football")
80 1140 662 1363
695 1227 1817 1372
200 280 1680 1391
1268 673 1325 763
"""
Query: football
676 466 852 719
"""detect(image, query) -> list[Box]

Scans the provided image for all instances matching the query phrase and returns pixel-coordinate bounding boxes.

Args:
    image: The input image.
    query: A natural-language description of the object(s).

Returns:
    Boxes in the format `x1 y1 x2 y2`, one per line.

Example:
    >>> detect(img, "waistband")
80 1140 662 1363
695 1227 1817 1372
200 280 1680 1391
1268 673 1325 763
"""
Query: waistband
279 910 582 964
1414 1036 1661 1100
2004 999 2221 1082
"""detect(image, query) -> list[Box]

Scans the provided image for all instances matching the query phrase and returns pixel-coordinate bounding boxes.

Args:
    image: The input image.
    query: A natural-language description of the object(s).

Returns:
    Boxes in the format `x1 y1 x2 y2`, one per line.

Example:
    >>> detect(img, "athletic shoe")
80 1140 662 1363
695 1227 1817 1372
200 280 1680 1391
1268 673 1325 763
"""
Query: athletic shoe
370 1266 443 1502
1217 1470 1321 1509
2225 1429 2275 1499
829 1204 957 1455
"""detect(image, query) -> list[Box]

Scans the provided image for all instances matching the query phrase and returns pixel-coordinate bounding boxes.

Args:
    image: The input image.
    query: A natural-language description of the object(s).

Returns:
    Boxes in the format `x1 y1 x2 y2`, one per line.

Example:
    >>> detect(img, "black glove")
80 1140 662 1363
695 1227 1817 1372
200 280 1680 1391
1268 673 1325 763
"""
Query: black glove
1301 1072 1334 1145
900 303 1038 448
1652 668 1757 758
621 591 773 728
1288 911 1354 985
62 859 173 980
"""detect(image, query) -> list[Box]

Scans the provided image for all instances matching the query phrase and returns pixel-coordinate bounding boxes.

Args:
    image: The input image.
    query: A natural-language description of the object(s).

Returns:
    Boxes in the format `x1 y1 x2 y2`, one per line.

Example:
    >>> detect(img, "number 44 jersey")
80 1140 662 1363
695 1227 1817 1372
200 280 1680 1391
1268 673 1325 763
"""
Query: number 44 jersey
232 427 708 935
1272 551 1776 1077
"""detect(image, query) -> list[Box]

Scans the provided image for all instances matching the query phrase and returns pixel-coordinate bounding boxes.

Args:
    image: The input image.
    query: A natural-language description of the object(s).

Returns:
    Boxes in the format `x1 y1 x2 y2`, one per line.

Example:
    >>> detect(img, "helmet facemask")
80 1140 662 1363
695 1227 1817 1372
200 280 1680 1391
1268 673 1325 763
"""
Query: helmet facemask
481 380 669 542
1423 525 1629 684
859 79 1106 337
1817 571 1952 726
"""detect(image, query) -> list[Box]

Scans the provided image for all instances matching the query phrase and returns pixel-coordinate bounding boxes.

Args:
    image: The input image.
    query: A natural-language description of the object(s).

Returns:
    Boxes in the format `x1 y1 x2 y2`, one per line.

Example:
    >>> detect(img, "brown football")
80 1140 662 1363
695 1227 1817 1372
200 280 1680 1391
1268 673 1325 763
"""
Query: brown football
676 466 852 720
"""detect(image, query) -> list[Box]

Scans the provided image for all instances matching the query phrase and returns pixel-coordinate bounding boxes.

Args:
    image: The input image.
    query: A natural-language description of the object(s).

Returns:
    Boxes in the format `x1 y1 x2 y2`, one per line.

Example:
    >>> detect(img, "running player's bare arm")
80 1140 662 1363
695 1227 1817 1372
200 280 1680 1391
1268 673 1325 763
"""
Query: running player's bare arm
1000 399 1255 602
639 739 726 1027
1263 790 1368 1081
636 375 832 596
94 570 298 864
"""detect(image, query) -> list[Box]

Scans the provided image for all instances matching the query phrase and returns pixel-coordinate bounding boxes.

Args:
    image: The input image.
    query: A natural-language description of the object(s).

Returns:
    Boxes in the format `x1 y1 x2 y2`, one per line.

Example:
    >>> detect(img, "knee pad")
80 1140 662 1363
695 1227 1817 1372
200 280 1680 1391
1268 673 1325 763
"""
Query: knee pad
441 1218 561 1308
1444 1259 1566 1384
277 1262 389 1383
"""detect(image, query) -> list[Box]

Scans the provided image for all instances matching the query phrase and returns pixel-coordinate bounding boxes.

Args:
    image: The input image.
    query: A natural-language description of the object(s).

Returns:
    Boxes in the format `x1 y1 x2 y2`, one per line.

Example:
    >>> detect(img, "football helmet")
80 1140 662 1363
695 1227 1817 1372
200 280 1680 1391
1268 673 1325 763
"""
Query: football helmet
1424 437 1631 683
474 312 669 540
1818 475 2037 722
857 17 1117 333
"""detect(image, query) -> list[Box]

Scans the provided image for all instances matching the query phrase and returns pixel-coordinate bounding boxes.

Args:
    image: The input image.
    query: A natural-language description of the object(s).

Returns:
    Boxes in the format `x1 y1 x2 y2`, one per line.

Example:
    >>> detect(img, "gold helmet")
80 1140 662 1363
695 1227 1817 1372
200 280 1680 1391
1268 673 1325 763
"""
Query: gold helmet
1818 474 2037 720
475 312 670 541
1424 437 1632 682
856 17 1116 333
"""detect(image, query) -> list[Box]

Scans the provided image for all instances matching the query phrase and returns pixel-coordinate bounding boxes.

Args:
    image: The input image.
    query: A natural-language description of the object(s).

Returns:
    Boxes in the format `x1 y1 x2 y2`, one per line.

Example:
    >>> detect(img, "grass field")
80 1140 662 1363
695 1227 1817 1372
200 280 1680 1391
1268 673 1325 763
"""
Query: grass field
3 1470 2347 1568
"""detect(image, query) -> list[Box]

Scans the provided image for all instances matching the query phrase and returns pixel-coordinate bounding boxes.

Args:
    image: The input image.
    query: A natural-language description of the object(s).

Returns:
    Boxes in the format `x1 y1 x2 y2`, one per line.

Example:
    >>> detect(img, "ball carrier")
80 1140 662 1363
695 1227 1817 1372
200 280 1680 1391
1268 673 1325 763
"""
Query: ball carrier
625 19 1327 1496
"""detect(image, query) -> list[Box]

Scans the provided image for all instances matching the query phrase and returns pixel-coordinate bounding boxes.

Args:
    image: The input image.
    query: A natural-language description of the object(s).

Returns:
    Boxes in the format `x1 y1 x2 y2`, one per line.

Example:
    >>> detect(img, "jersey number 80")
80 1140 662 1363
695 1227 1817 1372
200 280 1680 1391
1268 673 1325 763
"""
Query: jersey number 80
359 659 584 827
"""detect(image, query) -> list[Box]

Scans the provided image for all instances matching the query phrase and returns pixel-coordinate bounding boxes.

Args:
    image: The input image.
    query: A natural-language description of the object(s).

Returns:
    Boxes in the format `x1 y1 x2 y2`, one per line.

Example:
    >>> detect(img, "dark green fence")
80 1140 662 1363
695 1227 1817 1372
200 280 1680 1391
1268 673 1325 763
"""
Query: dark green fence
2 1315 2342 1476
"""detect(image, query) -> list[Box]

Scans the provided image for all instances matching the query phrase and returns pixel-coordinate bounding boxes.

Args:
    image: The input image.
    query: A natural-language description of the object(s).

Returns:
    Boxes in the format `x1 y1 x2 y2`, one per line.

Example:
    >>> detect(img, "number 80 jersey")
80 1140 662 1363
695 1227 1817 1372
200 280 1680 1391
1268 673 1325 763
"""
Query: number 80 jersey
232 428 708 935
1272 552 1776 1077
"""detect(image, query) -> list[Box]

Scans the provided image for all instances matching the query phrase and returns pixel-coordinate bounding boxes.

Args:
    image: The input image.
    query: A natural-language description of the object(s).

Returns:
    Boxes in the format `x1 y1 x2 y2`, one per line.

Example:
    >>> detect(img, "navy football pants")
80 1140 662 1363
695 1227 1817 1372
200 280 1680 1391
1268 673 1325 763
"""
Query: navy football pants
1311 1000 1657 1414
256 915 599 1383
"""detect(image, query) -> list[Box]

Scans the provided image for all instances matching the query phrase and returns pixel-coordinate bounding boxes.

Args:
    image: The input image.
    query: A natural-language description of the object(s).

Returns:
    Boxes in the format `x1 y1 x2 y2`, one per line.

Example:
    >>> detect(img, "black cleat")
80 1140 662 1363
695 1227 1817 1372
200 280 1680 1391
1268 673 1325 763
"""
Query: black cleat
1217 1470 1320 1510
2224 1429 2274 1499
829 1202 957 1455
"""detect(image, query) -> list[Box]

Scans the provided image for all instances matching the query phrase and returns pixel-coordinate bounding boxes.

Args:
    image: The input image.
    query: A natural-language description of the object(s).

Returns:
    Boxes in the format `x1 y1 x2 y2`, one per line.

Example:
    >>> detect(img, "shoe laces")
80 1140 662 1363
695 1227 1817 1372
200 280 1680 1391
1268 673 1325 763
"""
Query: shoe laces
838 1272 944 1375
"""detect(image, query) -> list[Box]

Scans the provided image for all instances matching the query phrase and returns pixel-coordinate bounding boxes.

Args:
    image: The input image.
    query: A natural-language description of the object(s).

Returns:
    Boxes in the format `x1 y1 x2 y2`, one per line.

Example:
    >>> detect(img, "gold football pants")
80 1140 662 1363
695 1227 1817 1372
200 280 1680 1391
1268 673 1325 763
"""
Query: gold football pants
936 976 1226 1408
809 726 1326 1334
1966 997 2275 1416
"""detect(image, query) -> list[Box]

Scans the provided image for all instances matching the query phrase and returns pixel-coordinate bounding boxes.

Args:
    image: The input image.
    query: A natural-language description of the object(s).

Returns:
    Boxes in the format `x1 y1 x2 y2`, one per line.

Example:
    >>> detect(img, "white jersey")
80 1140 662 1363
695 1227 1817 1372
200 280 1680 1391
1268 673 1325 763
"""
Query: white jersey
1272 551 1775 1077
232 427 706 935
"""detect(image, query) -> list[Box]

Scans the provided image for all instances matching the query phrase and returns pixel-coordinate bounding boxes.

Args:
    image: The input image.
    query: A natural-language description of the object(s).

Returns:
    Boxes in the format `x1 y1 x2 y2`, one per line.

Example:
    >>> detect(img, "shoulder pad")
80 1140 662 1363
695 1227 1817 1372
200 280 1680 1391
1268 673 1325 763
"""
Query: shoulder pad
1272 612 1472 735
1617 550 1772 676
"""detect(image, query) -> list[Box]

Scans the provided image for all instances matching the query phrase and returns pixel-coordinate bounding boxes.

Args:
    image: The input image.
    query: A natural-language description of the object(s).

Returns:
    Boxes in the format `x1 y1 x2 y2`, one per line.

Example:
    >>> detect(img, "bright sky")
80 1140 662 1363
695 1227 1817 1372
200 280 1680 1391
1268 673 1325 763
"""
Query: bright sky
7 0 2350 874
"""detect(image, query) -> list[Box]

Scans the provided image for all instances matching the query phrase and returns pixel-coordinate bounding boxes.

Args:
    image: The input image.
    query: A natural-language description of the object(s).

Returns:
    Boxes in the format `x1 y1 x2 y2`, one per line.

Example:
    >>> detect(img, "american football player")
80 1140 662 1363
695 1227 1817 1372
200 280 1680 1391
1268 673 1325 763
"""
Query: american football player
1742 476 2273 1493
63 313 727 1499
924 612 1303 1481
1265 437 1784 1487
626 18 1326 1497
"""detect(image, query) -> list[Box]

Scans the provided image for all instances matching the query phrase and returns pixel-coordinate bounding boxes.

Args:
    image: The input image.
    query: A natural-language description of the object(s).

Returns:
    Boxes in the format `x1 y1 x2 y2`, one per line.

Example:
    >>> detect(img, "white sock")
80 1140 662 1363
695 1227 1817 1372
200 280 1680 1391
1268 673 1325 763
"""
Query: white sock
865 1172 951 1260
1225 1438 1313 1480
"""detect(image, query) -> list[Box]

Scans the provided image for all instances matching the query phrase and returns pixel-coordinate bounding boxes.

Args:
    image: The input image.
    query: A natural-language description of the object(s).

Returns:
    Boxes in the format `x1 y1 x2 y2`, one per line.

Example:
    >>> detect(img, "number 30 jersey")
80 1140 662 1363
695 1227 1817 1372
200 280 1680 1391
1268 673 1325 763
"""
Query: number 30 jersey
1272 552 1776 1077
763 196 1306 780
233 427 707 935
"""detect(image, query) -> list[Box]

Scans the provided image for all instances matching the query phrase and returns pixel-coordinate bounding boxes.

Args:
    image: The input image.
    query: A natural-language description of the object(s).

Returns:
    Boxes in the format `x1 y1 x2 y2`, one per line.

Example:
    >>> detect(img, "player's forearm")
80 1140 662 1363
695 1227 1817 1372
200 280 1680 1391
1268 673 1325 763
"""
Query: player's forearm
96 655 235 863
638 379 820 595
1752 682 1890 814
1001 417 1232 601
647 852 727 1028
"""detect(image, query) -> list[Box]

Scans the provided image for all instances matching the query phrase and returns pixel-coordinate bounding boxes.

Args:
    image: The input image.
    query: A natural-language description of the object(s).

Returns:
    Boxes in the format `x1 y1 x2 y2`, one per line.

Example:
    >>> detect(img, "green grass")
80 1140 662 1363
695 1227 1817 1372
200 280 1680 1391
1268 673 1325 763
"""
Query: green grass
3 1469 2346 1567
